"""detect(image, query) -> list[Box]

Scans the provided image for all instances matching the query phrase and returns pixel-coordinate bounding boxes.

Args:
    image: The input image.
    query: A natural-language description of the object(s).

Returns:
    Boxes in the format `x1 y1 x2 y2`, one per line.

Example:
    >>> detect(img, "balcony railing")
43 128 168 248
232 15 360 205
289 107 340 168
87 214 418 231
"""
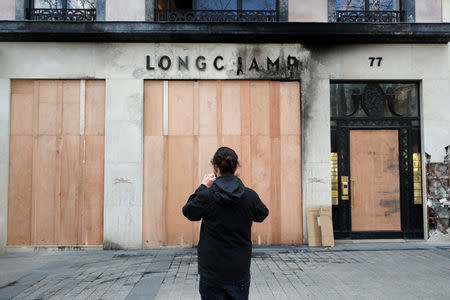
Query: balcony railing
155 9 279 22
27 8 96 21
336 10 403 23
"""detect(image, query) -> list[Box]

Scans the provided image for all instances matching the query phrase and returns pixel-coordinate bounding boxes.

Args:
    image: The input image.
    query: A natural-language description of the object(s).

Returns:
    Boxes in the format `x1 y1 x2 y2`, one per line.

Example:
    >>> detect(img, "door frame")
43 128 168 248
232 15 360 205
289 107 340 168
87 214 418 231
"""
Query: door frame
331 118 423 239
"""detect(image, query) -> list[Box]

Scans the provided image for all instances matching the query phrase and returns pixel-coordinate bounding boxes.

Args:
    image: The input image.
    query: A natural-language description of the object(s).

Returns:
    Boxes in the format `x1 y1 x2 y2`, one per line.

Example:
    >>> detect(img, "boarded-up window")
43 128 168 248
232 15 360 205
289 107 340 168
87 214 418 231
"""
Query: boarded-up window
143 80 302 247
8 80 105 246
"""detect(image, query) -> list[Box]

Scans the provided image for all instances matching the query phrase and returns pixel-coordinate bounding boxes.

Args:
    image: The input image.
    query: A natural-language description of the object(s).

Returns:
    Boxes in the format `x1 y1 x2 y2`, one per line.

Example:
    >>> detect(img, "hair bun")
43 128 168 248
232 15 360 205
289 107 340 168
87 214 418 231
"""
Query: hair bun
211 147 239 176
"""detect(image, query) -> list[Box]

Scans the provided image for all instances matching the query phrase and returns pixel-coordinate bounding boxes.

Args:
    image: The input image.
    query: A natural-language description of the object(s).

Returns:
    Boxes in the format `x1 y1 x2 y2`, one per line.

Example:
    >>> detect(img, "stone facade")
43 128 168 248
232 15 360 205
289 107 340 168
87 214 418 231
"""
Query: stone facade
0 42 449 249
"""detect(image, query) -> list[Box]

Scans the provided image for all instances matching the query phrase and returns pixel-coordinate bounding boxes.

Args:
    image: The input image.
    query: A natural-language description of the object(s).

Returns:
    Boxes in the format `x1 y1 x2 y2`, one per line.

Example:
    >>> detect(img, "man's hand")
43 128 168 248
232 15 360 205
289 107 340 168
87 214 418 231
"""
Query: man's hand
201 173 216 188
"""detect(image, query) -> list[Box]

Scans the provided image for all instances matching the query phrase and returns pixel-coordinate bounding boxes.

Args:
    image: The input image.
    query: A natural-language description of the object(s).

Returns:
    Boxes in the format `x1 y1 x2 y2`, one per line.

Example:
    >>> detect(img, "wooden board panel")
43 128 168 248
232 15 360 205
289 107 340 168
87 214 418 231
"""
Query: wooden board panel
280 135 302 244
280 82 301 136
198 81 217 136
62 81 80 135
166 136 194 245
85 80 106 136
144 81 163 137
251 135 272 245
168 81 194 136
350 130 401 231
10 80 34 94
7 136 33 245
269 81 280 138
59 135 80 245
10 93 33 136
250 81 270 136
33 136 57 245
83 135 104 245
143 136 167 247
240 81 251 136
38 81 58 136
221 81 241 136
270 137 281 244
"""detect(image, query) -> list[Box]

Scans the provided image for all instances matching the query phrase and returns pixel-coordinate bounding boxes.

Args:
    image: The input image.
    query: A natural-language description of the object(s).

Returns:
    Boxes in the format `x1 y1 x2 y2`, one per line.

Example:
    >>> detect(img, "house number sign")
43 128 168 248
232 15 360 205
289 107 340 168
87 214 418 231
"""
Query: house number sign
369 57 383 67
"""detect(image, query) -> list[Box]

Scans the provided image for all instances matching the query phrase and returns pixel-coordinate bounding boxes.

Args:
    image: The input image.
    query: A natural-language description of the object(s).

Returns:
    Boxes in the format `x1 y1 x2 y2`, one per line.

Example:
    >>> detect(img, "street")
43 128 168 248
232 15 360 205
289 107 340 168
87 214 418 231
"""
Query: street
1 242 449 300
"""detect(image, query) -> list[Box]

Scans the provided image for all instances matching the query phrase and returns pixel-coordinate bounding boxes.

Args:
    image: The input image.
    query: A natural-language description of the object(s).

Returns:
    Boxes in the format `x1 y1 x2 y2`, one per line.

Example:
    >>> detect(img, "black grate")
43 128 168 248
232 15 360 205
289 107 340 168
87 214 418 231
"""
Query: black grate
336 10 403 23
27 8 96 21
154 9 278 22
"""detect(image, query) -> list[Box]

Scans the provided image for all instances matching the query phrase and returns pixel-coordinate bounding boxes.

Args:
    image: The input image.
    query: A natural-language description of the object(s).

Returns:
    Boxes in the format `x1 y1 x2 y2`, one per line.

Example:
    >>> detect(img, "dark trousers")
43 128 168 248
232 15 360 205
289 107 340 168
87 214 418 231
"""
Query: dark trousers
199 274 250 300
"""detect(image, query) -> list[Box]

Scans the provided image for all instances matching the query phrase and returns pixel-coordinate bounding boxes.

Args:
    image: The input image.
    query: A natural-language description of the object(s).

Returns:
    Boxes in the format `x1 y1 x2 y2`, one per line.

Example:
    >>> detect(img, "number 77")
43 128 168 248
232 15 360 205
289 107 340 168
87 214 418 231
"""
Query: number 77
369 57 383 67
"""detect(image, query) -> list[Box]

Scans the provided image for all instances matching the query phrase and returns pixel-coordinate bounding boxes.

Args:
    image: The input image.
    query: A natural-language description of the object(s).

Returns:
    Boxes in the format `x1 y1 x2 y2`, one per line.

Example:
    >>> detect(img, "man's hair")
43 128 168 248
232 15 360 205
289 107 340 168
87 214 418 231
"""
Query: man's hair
211 147 239 176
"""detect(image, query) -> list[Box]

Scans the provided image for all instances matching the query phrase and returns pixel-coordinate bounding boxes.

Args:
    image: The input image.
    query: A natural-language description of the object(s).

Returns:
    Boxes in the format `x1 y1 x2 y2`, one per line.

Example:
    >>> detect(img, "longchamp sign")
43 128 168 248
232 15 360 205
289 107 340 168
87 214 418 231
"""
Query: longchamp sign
146 54 300 75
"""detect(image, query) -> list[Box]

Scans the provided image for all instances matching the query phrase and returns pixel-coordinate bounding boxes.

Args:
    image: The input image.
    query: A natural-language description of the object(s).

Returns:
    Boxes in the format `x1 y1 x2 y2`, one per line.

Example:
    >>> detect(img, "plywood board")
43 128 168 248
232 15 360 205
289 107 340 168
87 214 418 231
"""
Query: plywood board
143 81 163 137
166 136 194 246
240 81 251 136
33 136 57 245
280 82 301 135
85 80 106 136
143 136 167 247
38 81 58 136
350 130 401 231
83 135 104 245
307 207 321 247
320 206 334 247
168 81 194 136
269 81 280 138
10 93 33 136
250 81 270 136
59 135 80 245
62 81 80 135
280 135 302 244
198 81 217 136
221 81 241 135
270 137 281 244
7 136 33 245
251 135 271 245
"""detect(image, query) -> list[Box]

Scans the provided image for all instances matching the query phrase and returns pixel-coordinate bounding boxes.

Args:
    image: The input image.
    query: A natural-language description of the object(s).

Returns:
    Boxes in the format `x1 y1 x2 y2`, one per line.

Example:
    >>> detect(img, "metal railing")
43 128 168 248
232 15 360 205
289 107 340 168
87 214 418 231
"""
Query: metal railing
336 10 403 23
27 8 96 21
154 9 279 22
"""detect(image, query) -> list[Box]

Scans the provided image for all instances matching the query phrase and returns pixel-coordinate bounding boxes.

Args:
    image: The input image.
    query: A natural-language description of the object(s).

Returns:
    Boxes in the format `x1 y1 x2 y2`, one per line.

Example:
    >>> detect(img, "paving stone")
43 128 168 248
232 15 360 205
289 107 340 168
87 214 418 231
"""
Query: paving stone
1 244 450 299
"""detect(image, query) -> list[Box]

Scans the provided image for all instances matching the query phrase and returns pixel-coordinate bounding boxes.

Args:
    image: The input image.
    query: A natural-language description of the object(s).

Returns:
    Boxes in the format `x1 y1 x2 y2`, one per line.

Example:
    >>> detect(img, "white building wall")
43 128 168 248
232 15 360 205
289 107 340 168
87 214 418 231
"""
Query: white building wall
106 0 145 21
289 0 328 22
443 0 450 22
416 0 442 22
0 42 448 248
0 79 10 252
0 0 15 20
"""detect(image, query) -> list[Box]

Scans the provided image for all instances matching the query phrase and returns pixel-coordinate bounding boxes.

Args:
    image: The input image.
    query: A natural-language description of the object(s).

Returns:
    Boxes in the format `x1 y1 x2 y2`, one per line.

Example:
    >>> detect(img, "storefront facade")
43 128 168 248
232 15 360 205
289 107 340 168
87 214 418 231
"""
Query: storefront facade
0 1 449 250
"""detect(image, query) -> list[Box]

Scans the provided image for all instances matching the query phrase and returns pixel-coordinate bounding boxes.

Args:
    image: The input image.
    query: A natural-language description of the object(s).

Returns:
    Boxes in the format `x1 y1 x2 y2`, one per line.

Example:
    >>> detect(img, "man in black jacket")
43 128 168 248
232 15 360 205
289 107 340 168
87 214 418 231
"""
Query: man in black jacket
183 147 269 300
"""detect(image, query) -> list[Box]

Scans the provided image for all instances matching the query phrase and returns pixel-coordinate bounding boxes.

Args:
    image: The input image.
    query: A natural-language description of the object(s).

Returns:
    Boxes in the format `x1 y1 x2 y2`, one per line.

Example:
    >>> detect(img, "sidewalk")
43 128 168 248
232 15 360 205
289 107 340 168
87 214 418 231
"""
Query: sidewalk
1 242 449 300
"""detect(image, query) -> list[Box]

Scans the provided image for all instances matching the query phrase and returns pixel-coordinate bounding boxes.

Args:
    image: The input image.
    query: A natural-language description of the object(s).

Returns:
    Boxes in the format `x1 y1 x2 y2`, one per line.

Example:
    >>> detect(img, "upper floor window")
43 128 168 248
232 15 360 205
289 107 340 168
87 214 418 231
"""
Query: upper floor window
27 0 96 21
155 0 278 22
336 0 403 23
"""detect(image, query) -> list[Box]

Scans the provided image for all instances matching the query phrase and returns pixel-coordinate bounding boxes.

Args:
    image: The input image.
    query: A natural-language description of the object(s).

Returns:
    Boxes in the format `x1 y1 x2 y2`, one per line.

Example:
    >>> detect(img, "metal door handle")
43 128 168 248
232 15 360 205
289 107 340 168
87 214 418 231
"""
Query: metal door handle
350 178 356 208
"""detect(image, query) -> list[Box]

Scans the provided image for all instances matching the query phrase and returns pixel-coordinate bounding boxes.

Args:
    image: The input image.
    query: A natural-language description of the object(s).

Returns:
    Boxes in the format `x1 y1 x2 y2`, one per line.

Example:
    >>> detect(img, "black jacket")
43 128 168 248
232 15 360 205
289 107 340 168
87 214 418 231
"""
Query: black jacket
182 176 269 282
